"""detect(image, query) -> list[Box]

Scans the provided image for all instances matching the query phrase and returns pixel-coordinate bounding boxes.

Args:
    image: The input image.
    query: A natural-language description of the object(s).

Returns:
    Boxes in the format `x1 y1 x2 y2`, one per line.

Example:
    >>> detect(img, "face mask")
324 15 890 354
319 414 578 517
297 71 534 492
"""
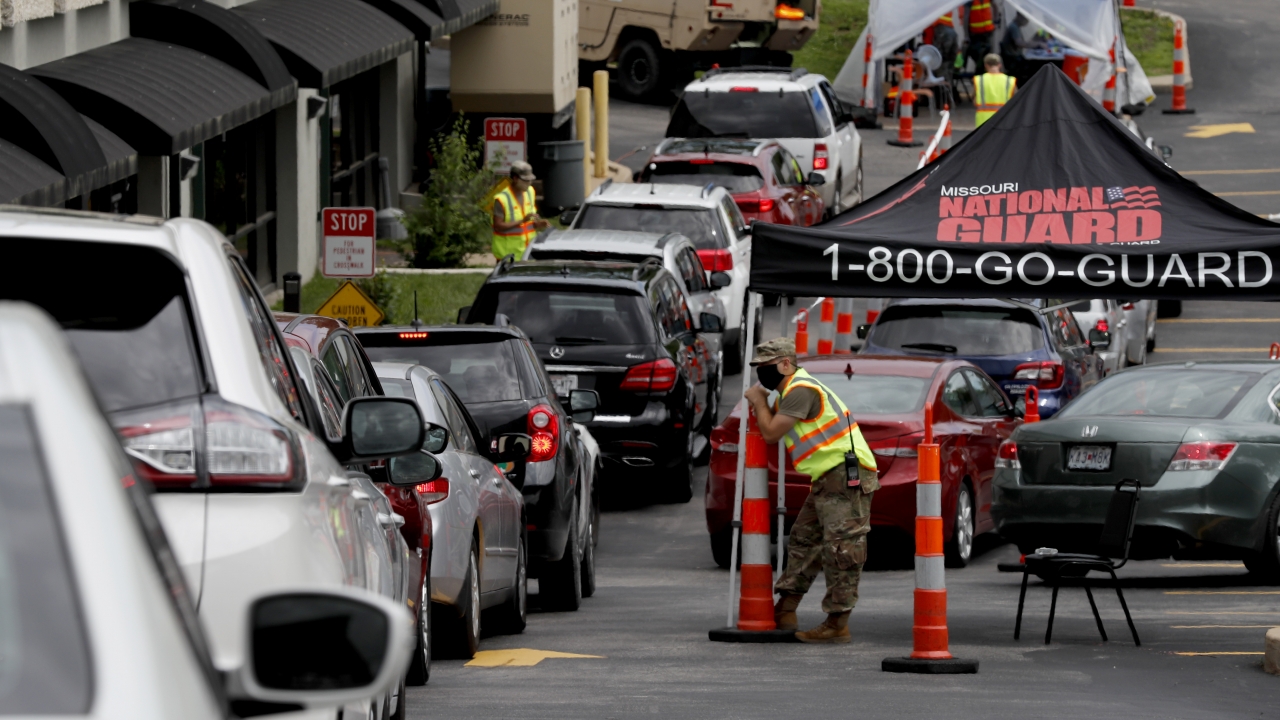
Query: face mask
756 362 784 390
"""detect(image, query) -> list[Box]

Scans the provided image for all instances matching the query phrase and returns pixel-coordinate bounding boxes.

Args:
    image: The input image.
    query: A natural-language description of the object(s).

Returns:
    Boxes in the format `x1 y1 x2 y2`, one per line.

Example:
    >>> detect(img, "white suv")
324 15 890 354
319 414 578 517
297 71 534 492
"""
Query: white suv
565 183 761 373
666 66 864 215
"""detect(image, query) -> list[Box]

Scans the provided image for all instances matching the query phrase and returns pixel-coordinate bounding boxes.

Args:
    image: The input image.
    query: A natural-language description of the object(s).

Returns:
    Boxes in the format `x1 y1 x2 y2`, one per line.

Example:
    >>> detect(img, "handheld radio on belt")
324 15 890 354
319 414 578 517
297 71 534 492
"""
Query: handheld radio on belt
844 412 860 488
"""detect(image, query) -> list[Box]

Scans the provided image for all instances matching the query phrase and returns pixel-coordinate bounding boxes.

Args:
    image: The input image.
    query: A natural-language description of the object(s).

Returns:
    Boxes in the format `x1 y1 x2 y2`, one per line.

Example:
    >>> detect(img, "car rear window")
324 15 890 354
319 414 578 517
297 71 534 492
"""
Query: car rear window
575 205 727 250
667 90 821 139
640 161 765 193
490 289 655 346
869 305 1046 357
1057 370 1256 419
808 373 931 415
1 241 203 413
0 404 93 714
361 337 523 404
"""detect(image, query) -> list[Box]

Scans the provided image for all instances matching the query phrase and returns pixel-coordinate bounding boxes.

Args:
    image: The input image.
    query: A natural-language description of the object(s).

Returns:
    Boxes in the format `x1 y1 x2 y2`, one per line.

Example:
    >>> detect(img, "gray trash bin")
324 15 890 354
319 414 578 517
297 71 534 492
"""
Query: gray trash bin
539 140 584 211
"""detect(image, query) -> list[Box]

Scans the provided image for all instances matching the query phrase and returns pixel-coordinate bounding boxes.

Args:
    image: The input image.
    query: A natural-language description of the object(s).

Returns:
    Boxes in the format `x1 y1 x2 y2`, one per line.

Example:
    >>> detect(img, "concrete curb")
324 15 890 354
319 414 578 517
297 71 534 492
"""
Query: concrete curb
1265 627 1280 675
379 267 493 275
1125 7 1192 93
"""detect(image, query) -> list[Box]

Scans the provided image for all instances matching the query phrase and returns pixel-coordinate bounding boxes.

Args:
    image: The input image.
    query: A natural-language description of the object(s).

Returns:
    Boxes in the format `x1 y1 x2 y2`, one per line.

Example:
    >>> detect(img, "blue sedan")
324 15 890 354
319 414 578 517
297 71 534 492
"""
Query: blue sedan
858 298 1104 418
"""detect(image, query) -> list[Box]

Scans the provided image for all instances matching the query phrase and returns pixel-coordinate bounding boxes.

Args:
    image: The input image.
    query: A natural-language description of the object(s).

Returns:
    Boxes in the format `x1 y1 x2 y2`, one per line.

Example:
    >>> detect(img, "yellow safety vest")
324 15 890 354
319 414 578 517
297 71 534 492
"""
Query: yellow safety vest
974 72 1015 128
775 368 877 482
492 185 537 260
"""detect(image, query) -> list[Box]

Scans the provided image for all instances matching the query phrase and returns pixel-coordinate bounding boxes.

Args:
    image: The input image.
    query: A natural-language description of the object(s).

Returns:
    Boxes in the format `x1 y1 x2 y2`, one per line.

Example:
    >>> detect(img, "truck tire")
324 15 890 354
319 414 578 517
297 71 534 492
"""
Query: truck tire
617 38 662 99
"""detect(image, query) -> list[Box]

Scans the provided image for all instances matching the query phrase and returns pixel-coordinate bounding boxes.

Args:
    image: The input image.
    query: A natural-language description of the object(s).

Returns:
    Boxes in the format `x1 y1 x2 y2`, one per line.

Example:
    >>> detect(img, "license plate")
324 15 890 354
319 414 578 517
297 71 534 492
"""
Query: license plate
1005 383 1031 396
550 374 578 397
1068 445 1112 471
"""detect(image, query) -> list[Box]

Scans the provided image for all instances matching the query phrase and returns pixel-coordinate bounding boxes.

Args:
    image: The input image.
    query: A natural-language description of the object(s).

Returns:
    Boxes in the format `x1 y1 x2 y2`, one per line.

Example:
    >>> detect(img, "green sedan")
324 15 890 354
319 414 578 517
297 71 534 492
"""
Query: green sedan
992 361 1280 581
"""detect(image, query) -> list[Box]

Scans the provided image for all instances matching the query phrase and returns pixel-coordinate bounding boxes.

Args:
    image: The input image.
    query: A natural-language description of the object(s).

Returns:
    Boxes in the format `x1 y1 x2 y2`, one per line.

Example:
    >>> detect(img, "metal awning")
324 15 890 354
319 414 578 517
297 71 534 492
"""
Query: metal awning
419 0 500 36
358 0 445 41
232 0 414 88
30 37 295 156
0 141 72 206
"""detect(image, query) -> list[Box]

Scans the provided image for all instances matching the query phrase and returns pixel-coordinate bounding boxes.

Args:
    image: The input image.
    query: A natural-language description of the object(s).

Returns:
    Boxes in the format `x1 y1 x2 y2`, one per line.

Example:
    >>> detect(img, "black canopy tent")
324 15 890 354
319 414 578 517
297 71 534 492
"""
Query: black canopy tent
750 65 1280 302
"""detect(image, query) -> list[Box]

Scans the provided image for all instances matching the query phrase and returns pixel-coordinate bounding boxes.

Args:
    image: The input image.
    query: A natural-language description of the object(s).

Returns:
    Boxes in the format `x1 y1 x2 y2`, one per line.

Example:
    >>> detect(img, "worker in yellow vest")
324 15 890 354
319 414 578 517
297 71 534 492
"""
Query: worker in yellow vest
492 161 549 260
742 337 878 644
974 53 1016 128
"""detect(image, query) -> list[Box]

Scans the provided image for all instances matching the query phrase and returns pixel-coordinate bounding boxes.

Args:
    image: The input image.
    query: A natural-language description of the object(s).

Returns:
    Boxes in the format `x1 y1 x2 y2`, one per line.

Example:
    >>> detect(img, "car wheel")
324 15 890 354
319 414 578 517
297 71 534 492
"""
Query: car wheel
616 38 662 100
542 499 583 611
389 677 407 720
1147 334 1156 353
662 432 696 504
710 526 733 569
405 571 432 685
581 509 597 598
491 532 528 633
830 173 843 217
853 152 864 205
1245 492 1280 584
443 541 481 657
944 483 975 568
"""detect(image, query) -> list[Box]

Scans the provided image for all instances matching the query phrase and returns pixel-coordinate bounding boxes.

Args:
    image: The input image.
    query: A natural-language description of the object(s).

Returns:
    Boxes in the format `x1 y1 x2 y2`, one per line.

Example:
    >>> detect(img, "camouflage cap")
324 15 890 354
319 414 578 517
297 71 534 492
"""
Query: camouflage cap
749 337 796 366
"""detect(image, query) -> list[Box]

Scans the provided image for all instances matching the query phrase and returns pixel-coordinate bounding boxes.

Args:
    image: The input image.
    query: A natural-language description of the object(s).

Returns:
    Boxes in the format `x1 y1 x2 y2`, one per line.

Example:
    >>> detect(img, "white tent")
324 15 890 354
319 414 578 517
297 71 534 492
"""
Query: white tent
831 0 1152 110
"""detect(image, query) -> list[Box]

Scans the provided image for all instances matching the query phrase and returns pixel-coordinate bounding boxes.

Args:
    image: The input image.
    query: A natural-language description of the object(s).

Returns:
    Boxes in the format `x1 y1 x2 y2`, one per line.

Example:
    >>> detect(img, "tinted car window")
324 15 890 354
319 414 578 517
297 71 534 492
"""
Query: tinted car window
640 161 764 193
363 338 523 404
720 196 748 236
810 88 834 137
513 339 548 397
322 341 353 403
291 348 343 441
777 147 804 185
667 91 821 139
338 336 372 397
807 373 930 414
964 369 1010 417
492 289 656 346
576 205 726 250
0 405 92 714
228 257 303 419
869 305 1046 357
1058 371 1256 419
429 379 478 452
942 370 980 417
675 248 707 293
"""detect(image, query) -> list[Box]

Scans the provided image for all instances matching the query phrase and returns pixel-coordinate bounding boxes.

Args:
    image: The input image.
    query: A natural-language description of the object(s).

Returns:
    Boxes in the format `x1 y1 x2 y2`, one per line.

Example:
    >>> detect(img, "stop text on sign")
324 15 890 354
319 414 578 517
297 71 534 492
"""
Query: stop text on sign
322 207 376 278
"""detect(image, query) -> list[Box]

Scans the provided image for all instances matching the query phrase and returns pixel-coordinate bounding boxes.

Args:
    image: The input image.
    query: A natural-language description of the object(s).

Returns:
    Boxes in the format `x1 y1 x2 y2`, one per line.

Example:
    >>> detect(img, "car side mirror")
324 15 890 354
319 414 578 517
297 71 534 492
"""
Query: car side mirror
457 305 472 324
387 450 443 487
335 397 425 463
856 323 870 339
569 389 600 423
233 589 413 708
699 312 724 333
1089 328 1111 350
423 422 449 454
709 271 731 289
490 433 532 462
1159 145 1173 161
807 171 827 186
559 208 578 226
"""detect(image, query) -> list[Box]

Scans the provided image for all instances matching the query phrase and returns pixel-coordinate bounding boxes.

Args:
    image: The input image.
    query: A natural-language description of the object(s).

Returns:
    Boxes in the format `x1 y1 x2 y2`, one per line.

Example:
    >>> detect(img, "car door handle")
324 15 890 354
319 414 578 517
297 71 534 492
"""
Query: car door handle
377 512 405 527
469 469 480 478
351 490 371 501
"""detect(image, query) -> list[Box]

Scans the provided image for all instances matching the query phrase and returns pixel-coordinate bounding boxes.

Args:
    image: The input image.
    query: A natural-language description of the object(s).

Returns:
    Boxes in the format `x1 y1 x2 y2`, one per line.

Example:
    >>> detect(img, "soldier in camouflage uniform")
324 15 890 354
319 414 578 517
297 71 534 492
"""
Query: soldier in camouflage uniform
743 338 879 643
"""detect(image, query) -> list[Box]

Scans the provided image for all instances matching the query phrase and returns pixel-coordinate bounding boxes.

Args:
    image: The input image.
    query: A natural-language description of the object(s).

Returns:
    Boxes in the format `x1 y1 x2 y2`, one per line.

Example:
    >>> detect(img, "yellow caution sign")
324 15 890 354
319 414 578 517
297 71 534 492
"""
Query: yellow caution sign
464 648 603 667
316 281 385 327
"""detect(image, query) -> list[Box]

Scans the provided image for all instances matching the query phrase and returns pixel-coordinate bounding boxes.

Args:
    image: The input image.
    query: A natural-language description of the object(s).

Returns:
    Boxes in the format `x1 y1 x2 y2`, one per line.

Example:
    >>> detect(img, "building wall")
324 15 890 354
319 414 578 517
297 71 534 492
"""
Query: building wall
0 0 124 69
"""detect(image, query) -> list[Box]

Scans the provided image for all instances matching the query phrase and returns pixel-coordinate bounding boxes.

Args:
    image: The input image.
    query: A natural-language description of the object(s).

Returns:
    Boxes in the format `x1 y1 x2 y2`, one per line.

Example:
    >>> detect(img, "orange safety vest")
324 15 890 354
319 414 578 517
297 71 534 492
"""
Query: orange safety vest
935 12 953 27
968 0 993 33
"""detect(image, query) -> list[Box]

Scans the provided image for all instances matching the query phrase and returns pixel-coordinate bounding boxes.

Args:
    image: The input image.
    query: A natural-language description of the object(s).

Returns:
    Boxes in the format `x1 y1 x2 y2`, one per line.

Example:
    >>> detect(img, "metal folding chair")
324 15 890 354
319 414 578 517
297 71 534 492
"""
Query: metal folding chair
1014 479 1141 646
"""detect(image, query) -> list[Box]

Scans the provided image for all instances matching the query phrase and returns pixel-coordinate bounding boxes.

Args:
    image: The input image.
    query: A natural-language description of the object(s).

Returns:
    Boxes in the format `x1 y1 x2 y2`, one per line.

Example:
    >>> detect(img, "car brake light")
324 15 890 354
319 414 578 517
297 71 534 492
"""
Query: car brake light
775 3 805 19
996 441 1020 469
399 331 429 339
736 198 774 213
1095 319 1109 333
1167 442 1237 472
1121 302 1135 311
415 478 450 503
696 248 734 273
1013 361 1065 390
729 87 758 92
690 158 715 165
618 358 678 393
813 143 828 171
527 404 559 462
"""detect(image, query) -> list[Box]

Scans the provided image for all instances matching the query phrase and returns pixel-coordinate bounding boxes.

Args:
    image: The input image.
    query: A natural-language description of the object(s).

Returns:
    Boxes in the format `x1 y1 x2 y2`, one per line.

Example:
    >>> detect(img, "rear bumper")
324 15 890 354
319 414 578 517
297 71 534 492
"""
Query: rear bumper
582 401 687 474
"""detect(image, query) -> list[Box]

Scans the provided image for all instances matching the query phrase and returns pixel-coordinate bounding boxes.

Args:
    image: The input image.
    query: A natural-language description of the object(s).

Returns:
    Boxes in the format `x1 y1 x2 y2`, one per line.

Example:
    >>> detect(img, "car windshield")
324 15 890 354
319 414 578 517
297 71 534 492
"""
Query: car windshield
869 305 1045 357
575 205 726 249
640 162 765 193
667 91 820 139
809 373 931 414
1058 370 1255 419
493 290 655 346
363 340 522 404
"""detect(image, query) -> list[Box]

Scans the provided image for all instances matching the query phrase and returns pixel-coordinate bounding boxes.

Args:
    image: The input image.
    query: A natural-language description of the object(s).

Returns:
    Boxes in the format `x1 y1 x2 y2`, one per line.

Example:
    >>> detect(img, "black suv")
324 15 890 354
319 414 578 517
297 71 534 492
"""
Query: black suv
354 323 601 610
464 259 722 502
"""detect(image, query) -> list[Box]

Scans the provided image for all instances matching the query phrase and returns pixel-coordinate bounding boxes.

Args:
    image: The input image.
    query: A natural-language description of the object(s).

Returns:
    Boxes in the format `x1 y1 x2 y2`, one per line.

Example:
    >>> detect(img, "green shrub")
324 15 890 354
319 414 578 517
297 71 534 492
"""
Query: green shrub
403 117 496 268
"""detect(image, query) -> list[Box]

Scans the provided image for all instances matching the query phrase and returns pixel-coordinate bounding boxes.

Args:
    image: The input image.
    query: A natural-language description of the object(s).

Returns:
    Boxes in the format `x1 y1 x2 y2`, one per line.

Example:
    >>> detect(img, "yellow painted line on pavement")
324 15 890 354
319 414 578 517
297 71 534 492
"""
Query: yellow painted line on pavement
1150 348 1272 352
1165 590 1280 595
1174 651 1265 656
1215 190 1280 197
465 648 604 667
1158 318 1280 323
1160 562 1246 568
1171 625 1278 629
1181 168 1280 175
1184 123 1256 139
1167 611 1280 616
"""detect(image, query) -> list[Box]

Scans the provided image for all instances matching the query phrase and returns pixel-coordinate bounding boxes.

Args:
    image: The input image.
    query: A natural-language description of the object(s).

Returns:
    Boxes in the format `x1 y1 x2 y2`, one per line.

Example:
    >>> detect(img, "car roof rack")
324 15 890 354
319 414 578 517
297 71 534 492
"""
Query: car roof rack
631 256 664 280
492 253 518 277
701 182 718 198
701 65 808 81
592 178 614 196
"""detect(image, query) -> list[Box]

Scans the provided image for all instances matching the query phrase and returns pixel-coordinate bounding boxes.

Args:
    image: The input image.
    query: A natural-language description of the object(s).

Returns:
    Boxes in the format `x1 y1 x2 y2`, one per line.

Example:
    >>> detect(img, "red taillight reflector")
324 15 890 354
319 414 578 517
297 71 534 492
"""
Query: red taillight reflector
1095 319 1109 333
1168 442 1237 472
1013 361 1065 390
737 197 775 213
995 441 1020 469
729 86 758 92
619 358 678 393
527 404 559 462
813 143 829 171
399 331 429 339
527 523 538 531
696 248 734 273
415 478 450 503
689 158 715 164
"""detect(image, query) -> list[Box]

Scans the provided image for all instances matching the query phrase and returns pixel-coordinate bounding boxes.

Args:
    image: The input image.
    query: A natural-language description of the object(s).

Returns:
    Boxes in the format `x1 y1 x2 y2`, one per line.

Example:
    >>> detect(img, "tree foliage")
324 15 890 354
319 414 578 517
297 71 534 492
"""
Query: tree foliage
403 117 496 267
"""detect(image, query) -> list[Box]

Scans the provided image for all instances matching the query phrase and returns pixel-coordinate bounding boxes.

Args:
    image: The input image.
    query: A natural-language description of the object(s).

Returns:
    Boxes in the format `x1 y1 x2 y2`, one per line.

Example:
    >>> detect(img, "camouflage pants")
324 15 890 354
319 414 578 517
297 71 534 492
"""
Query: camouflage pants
774 464 873 613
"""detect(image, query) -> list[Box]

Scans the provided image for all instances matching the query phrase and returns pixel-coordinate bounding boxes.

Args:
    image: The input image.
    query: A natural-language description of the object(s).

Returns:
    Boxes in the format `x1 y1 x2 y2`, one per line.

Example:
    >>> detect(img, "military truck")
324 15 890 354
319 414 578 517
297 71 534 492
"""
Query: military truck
578 0 819 99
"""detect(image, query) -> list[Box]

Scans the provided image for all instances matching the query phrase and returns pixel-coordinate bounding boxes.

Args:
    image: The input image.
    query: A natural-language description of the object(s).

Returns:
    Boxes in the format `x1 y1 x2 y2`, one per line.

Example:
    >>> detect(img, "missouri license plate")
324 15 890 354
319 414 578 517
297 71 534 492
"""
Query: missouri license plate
1067 445 1112 471
550 374 578 397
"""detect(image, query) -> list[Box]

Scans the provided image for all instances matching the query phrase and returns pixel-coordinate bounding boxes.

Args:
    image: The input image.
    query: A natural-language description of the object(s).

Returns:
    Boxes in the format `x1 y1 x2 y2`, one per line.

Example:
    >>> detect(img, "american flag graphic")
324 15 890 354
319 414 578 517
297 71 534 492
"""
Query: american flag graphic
1105 186 1161 208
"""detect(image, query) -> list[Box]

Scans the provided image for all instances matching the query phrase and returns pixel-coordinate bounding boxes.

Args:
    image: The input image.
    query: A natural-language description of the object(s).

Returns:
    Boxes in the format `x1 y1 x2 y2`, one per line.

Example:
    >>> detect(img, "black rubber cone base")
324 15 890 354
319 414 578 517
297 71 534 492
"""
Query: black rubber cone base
887 138 924 147
1162 108 1196 114
709 627 801 643
882 656 979 674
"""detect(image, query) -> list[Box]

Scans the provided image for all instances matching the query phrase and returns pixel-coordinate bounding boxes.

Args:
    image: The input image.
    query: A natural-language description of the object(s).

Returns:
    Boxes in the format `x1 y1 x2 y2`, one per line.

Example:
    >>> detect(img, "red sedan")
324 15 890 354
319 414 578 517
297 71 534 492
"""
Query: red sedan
706 355 1021 569
640 137 825 226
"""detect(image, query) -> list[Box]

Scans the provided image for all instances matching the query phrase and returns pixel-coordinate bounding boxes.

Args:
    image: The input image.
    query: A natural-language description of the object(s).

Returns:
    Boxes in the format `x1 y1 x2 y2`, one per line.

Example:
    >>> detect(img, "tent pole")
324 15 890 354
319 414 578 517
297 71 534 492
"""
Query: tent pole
727 291 760 627
776 296 788 584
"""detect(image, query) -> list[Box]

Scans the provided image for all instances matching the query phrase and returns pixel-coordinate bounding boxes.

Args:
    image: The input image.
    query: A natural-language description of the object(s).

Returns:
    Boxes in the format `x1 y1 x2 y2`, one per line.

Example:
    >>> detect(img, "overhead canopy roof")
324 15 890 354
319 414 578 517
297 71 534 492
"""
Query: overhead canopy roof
357 0 445 41
30 37 294 156
751 65 1280 301
417 0 500 37
232 0 414 88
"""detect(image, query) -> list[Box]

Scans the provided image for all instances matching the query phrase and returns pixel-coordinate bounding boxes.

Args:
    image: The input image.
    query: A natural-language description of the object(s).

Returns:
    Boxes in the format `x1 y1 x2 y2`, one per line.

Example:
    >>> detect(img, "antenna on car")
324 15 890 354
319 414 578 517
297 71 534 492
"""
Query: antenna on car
412 290 422 329
701 182 716 198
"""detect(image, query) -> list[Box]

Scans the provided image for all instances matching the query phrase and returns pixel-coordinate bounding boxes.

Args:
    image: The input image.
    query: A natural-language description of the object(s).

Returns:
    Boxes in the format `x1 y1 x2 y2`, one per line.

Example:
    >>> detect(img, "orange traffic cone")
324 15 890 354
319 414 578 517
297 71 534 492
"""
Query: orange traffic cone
1163 21 1194 114
888 49 923 147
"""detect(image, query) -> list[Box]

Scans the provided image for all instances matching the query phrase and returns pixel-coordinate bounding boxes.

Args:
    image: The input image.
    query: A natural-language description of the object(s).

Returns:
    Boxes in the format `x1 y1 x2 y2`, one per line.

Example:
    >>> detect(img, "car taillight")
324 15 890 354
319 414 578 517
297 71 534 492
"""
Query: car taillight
996 441 1020 469
736 198 775 213
415 479 450 503
618 358 678 393
696 248 734 273
690 158 715 164
813 143 828 171
527 404 559 462
1095 318 1109 333
1013 361 1065 390
1167 442 1237 472
1121 302 1135 311
399 331 429 339
729 86 758 92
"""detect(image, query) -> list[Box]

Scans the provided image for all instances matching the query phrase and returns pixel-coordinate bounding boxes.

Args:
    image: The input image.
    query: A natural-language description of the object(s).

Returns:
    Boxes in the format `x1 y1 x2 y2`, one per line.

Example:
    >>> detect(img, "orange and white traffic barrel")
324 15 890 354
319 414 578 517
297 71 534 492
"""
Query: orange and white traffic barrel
794 308 810 357
834 298 855 354
1103 43 1117 114
816 298 836 355
1163 20 1194 114
888 49 923 147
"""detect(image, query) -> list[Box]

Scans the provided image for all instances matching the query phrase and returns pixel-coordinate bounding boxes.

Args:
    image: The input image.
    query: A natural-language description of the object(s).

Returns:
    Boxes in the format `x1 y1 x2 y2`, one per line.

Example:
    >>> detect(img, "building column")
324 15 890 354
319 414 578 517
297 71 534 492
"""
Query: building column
379 50 415 207
137 155 169 218
276 88 322 284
